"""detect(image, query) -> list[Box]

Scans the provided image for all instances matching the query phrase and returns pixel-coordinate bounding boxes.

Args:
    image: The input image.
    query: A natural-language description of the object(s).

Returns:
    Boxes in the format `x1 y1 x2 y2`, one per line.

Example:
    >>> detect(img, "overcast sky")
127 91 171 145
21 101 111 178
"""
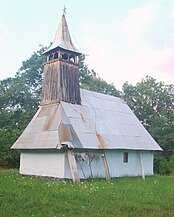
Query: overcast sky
0 0 174 89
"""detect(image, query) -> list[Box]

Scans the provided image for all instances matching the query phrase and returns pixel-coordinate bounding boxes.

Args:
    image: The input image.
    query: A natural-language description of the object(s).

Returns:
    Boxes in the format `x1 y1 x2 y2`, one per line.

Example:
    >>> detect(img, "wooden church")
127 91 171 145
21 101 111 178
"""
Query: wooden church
11 12 162 182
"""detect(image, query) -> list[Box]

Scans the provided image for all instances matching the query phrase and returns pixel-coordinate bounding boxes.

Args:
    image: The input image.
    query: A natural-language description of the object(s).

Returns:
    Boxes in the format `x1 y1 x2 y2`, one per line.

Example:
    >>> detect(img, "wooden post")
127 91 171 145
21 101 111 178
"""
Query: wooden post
67 150 80 182
76 156 86 179
101 152 110 180
89 161 93 178
139 152 145 180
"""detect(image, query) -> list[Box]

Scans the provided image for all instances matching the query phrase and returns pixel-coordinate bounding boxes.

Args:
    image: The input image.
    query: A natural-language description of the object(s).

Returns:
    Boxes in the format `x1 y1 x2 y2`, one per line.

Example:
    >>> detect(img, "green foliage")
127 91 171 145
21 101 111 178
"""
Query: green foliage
0 129 21 168
123 76 174 175
154 154 171 175
122 76 174 128
17 45 46 95
0 46 47 167
0 169 174 217
169 155 174 175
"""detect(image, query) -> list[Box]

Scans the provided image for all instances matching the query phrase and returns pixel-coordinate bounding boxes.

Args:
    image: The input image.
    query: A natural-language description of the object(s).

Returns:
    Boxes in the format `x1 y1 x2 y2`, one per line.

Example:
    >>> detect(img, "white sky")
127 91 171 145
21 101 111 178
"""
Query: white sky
0 0 174 90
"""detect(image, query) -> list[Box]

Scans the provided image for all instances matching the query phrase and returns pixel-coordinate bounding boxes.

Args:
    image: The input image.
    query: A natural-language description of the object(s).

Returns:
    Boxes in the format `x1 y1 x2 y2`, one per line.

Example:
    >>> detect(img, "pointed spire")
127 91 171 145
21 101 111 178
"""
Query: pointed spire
63 6 66 15
44 13 81 55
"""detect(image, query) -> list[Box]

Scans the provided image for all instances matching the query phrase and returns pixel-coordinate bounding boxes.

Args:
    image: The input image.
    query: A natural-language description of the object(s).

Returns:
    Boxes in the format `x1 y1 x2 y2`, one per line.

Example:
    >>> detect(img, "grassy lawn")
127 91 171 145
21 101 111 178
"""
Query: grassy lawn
0 169 173 217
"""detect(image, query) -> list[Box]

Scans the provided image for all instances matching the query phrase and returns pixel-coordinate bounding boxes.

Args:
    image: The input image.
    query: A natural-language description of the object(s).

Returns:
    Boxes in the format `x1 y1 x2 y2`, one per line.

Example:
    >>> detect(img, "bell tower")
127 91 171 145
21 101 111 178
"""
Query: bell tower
41 13 81 105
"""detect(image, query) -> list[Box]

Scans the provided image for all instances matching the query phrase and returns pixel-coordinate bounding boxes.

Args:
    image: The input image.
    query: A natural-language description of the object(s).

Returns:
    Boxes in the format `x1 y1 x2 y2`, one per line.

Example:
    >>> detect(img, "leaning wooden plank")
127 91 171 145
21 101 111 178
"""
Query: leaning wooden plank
89 161 93 178
139 152 145 180
102 152 111 180
67 150 80 182
76 156 86 179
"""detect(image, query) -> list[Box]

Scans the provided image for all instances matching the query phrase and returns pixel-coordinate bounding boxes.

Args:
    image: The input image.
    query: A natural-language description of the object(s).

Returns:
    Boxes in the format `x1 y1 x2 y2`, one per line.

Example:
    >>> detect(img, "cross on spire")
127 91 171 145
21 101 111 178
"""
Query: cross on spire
63 6 66 15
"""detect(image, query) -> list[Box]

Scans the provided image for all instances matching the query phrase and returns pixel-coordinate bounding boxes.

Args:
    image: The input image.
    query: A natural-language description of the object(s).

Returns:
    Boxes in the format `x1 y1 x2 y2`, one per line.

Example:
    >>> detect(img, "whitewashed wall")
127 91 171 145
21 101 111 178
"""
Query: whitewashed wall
20 151 65 178
106 150 153 177
65 150 154 179
19 150 153 179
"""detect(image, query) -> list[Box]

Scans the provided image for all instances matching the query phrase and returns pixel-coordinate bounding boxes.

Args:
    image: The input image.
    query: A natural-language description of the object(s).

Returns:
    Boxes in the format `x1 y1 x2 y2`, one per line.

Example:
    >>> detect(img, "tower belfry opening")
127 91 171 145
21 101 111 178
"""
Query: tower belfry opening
41 13 81 105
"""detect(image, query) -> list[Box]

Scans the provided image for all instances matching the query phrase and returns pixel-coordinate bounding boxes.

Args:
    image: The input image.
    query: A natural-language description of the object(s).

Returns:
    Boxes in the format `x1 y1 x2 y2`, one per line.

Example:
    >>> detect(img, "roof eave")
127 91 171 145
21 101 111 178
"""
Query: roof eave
42 46 82 56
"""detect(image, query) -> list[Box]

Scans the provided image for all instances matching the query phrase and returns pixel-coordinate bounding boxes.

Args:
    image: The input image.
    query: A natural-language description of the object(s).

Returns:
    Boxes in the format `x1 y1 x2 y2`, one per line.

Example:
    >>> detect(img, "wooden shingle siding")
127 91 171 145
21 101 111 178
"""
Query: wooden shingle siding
41 60 81 105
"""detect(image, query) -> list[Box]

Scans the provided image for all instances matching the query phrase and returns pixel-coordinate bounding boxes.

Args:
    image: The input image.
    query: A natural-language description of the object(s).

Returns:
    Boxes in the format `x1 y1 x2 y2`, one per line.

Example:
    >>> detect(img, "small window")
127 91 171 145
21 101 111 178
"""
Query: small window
69 55 75 63
49 54 53 61
123 152 128 163
54 52 58 59
62 53 68 61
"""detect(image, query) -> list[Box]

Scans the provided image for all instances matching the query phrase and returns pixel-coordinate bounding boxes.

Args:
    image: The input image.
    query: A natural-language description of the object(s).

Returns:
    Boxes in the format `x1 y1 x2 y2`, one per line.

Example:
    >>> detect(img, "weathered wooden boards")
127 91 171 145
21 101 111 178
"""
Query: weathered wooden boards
139 152 145 180
68 151 111 182
41 59 81 105
67 150 80 182
101 153 111 180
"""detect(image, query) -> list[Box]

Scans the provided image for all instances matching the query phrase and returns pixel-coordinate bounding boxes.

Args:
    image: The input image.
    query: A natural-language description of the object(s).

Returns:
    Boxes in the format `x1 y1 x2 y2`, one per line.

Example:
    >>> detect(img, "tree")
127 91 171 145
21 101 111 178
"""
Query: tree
0 46 47 130
0 46 47 167
122 76 174 175
0 128 21 168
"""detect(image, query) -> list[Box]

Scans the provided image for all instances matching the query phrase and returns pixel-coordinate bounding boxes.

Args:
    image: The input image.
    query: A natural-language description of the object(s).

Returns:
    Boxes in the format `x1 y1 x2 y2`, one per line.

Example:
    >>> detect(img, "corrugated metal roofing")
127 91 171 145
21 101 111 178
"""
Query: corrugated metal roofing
43 14 80 55
12 89 162 151
61 89 162 151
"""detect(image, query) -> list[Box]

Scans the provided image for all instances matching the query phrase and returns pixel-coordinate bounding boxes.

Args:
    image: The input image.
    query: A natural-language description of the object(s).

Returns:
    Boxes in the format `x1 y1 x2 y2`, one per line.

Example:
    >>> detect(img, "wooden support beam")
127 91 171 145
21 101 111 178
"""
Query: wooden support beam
139 152 145 180
67 150 80 182
101 152 110 180
76 156 86 179
89 161 93 178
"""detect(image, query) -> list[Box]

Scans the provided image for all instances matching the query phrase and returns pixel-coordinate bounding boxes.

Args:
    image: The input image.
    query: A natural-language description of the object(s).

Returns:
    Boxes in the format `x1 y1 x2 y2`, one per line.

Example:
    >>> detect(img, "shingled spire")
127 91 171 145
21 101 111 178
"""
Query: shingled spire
44 14 80 55
41 13 81 105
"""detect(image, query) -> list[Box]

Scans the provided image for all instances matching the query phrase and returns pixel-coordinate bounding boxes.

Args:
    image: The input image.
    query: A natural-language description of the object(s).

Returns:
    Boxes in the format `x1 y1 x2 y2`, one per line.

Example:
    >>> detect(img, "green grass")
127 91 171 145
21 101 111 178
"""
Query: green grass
0 169 173 217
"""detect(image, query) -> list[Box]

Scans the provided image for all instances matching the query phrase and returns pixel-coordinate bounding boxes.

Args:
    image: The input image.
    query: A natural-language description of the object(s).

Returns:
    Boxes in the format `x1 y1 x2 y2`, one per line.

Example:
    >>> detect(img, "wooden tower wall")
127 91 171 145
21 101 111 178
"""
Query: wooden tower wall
41 60 81 105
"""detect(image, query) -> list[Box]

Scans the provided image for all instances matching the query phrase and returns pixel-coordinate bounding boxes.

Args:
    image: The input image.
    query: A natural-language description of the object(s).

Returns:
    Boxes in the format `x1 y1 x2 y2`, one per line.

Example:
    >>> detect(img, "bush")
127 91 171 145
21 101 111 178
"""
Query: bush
0 128 21 168
154 153 171 175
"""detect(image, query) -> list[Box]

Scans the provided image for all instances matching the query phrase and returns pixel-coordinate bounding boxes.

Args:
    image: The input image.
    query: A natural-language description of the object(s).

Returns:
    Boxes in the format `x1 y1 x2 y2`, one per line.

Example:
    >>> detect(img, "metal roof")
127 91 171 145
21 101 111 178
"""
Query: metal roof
43 14 81 55
61 89 162 151
11 89 162 151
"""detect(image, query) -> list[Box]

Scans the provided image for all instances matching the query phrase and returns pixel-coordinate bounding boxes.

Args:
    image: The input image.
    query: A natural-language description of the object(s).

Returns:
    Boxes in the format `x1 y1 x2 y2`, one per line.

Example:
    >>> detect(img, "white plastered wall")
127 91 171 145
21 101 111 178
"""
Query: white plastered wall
19 150 154 179
105 150 154 177
64 150 154 179
20 151 65 178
